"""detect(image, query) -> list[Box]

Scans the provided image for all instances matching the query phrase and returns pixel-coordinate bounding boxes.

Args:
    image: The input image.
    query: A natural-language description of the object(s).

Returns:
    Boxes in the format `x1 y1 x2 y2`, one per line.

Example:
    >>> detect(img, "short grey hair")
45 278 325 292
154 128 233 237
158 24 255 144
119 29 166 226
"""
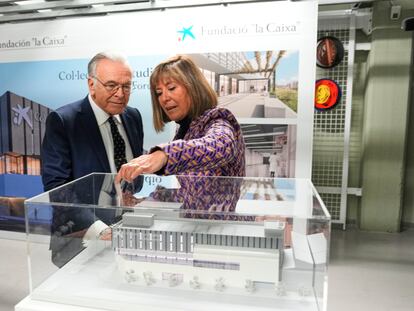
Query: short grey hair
87 51 132 77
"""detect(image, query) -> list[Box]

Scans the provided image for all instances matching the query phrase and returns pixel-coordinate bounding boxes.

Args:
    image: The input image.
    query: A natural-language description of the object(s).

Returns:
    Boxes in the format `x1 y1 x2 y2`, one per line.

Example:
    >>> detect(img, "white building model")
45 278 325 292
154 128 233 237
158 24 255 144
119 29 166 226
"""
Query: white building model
112 213 285 293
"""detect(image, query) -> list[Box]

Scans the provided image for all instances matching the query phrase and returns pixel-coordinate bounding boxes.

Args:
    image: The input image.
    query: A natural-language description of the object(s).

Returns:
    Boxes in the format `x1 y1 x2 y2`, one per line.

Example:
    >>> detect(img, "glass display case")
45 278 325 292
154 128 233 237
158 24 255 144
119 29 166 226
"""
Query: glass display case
23 173 330 311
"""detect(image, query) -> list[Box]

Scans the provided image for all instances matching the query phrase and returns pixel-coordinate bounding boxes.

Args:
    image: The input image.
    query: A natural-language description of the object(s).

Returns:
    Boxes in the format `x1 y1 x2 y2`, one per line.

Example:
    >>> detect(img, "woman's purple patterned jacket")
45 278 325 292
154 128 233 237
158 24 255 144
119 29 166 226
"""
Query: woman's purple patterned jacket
157 107 245 177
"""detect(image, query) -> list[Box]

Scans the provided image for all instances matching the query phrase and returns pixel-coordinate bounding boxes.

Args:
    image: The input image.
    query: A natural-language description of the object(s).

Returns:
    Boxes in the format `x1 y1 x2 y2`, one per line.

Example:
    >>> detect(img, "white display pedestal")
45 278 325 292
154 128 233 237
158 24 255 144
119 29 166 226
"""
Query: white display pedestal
16 292 318 311
15 296 102 311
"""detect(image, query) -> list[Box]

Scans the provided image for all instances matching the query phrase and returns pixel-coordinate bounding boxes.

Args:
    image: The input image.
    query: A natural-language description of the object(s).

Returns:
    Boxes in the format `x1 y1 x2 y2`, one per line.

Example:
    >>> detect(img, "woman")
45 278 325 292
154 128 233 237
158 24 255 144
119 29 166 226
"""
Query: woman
116 55 245 183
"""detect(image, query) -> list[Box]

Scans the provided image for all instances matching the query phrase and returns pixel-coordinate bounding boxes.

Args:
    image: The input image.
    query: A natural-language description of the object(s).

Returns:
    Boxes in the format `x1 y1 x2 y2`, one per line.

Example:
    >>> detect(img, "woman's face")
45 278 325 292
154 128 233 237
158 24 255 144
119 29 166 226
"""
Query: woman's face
155 78 191 122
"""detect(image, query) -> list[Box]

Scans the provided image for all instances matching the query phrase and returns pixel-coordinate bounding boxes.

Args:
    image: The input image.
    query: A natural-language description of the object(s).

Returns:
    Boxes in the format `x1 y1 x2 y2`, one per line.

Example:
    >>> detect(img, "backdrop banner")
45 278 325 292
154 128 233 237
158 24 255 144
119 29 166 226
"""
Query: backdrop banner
0 1 317 188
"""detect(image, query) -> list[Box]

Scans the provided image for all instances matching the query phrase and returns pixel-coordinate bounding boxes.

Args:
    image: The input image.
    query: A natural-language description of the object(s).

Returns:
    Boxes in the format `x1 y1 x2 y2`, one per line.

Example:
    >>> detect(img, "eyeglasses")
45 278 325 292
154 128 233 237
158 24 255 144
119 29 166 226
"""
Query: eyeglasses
92 76 132 94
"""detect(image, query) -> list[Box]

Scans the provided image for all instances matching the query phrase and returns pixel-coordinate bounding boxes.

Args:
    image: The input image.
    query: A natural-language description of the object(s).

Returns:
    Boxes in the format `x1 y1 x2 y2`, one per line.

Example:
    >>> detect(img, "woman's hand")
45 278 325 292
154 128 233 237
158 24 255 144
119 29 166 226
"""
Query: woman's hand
115 150 168 183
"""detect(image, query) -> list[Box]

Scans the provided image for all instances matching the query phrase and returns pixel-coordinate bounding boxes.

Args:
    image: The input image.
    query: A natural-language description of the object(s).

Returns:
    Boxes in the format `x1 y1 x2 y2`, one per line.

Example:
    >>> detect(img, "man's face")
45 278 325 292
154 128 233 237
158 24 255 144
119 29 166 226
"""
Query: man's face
88 59 132 115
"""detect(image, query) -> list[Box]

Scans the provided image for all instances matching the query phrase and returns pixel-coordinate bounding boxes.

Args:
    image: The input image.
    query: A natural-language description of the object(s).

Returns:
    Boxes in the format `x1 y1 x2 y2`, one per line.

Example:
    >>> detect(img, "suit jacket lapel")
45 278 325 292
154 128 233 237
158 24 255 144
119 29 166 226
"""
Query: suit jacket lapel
79 98 111 171
121 111 140 157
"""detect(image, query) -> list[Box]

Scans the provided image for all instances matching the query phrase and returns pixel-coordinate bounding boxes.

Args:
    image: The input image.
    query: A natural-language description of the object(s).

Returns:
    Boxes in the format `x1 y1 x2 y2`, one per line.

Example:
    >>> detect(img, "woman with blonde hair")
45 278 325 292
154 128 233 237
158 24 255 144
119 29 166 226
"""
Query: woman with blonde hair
117 55 245 182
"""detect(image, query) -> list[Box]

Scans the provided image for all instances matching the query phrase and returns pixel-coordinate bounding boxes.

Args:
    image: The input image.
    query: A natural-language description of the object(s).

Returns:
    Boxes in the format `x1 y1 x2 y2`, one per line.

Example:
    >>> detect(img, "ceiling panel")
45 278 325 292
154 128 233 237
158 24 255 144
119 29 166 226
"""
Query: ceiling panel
0 1 412 26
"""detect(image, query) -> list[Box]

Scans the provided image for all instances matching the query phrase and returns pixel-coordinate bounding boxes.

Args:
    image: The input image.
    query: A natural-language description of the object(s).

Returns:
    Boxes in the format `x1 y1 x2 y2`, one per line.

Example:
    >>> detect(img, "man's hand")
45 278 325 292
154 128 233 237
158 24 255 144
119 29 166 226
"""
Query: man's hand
99 227 112 241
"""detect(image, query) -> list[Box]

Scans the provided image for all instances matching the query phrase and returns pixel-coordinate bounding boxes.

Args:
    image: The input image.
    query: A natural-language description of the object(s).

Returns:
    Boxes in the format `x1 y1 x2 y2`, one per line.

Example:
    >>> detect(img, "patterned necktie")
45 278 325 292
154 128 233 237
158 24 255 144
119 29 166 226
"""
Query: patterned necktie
107 116 127 171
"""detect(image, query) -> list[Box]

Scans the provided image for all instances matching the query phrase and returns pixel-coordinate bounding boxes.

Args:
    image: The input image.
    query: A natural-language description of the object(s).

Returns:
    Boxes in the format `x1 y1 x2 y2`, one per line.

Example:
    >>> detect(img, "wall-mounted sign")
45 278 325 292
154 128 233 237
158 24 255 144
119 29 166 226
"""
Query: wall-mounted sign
315 79 341 111
316 36 344 69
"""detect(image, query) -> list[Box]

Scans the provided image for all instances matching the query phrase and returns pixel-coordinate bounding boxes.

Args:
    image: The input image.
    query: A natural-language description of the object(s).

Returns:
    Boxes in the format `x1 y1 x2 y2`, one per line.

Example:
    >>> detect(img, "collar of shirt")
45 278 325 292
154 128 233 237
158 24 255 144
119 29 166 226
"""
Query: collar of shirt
88 94 122 126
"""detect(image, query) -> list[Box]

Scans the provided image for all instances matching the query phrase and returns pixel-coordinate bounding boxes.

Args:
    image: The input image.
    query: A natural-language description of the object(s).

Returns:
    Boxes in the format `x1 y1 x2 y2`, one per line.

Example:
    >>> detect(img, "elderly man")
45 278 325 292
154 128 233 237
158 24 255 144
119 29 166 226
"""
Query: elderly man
41 52 144 267
41 51 144 191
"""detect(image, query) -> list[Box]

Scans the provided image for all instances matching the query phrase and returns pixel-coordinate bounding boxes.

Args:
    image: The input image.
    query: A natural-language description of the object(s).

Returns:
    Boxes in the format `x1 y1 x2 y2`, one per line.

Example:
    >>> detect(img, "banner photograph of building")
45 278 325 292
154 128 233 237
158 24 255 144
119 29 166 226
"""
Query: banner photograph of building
0 91 50 231
189 51 298 119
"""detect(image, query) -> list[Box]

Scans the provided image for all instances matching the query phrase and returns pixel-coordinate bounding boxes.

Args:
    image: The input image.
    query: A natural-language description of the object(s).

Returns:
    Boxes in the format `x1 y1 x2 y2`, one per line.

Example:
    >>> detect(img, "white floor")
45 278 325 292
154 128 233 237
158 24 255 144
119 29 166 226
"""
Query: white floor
0 233 30 311
1 228 413 311
327 228 414 311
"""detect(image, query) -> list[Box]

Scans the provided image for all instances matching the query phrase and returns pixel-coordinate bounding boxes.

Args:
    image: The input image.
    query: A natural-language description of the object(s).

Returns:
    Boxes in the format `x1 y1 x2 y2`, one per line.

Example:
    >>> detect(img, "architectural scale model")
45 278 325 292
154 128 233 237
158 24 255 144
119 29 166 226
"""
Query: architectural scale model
112 212 285 293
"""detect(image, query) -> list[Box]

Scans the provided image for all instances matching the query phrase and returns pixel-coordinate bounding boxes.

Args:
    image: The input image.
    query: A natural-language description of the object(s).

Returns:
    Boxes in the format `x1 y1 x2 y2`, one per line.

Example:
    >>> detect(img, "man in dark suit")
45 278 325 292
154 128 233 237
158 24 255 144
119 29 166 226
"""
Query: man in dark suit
41 51 144 191
41 51 144 267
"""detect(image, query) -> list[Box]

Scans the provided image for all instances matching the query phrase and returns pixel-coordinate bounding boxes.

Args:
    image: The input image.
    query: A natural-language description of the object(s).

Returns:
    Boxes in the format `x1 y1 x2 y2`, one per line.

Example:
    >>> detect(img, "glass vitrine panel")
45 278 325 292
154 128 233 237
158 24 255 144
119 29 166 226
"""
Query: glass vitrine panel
25 173 330 311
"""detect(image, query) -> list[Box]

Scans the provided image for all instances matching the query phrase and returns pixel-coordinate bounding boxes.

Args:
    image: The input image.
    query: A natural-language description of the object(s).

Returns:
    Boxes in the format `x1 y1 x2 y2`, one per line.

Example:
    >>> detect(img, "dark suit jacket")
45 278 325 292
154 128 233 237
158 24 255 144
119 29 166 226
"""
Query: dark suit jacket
41 96 143 267
41 96 144 191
